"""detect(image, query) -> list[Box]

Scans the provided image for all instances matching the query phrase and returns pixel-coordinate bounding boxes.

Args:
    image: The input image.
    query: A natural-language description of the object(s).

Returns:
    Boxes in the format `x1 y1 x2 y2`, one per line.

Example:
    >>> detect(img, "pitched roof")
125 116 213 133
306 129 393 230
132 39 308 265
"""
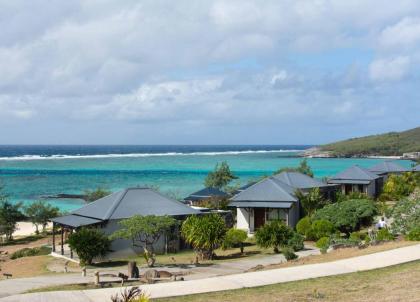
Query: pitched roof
273 171 329 189
328 165 380 184
70 187 199 221
369 161 409 174
230 177 298 204
51 215 102 228
414 164 420 172
185 187 228 201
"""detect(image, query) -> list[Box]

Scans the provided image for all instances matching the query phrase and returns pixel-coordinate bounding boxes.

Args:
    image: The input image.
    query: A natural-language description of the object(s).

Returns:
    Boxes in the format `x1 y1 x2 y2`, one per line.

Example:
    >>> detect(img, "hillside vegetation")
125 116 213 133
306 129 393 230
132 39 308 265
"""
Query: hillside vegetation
321 127 420 157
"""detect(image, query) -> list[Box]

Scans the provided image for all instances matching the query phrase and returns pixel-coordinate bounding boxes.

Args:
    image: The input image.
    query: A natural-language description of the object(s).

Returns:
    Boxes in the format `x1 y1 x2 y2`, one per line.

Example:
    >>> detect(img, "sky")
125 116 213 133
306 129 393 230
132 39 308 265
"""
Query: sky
1 0 420 145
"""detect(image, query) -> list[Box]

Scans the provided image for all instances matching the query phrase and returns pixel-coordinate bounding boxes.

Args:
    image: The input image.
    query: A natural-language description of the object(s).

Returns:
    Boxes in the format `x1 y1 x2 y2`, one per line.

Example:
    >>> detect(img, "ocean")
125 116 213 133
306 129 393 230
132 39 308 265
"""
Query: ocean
0 145 414 212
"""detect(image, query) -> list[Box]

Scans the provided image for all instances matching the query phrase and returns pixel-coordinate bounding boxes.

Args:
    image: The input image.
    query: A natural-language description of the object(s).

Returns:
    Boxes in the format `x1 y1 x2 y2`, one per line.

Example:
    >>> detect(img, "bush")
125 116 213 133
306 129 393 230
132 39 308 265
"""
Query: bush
255 220 293 253
311 219 335 240
406 227 420 241
313 199 377 234
181 214 226 260
10 246 50 259
296 217 311 236
68 228 110 266
349 231 366 242
376 228 395 242
282 246 298 261
223 228 248 253
287 232 305 251
389 188 420 234
315 237 330 254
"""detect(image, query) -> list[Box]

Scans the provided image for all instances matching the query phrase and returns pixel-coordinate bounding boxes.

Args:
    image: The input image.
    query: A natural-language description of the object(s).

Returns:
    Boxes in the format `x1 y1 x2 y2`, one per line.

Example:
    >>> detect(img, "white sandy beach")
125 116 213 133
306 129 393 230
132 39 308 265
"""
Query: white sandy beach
12 222 52 237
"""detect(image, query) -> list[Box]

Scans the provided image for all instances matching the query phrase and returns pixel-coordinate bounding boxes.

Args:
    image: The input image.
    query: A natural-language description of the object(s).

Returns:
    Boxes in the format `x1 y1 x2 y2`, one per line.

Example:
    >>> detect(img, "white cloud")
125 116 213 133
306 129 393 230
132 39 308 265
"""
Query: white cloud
379 17 420 50
369 56 410 81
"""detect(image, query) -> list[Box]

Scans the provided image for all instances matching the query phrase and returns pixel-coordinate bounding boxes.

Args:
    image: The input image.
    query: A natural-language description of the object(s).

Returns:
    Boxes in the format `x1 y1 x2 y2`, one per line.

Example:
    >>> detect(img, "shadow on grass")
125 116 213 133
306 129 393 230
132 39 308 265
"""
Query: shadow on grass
214 250 262 260
0 234 46 247
89 260 129 268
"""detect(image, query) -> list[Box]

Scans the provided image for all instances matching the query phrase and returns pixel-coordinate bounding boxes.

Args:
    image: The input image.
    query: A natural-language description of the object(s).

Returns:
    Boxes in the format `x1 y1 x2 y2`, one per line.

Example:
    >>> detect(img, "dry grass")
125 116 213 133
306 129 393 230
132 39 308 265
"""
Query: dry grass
262 239 417 270
0 255 51 278
156 260 420 302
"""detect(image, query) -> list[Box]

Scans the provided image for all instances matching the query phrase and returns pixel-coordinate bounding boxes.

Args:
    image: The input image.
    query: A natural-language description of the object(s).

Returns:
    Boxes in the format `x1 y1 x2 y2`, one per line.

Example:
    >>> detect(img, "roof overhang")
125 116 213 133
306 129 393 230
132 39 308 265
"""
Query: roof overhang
229 201 293 208
328 180 371 185
51 215 103 228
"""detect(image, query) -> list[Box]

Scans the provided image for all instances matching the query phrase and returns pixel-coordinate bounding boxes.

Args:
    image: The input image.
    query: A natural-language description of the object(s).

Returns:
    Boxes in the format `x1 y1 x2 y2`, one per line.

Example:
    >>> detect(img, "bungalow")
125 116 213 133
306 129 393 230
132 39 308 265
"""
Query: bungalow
184 187 229 206
229 177 300 234
51 187 200 258
368 161 410 181
327 165 381 198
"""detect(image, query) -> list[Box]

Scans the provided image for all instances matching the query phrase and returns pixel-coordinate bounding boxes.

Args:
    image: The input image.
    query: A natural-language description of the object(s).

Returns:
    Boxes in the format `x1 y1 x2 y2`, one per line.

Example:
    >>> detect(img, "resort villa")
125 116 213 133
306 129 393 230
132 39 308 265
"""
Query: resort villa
229 172 332 234
327 165 382 198
184 187 229 206
51 188 199 258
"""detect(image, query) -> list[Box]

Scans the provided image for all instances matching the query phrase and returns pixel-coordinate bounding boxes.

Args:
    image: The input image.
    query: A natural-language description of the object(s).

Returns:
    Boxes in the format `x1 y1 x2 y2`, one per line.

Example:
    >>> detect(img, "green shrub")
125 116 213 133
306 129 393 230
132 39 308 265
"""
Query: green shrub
349 231 366 242
389 189 420 234
315 237 330 254
311 219 335 240
406 227 420 241
68 228 110 266
296 217 311 235
223 228 248 253
10 246 50 259
282 246 298 261
376 228 395 242
287 232 305 251
313 199 377 234
255 220 293 253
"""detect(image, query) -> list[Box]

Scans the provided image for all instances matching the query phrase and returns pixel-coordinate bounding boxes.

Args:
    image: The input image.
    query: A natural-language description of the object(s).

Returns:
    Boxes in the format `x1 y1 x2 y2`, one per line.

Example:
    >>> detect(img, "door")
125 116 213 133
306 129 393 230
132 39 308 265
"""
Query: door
254 208 266 229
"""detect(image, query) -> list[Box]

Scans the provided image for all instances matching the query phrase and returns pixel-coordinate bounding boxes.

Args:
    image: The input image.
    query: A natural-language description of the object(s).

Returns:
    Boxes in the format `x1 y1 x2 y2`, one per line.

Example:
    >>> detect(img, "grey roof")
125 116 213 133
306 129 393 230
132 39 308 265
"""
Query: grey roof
328 165 380 185
230 201 293 209
71 187 199 220
273 171 329 189
185 187 228 201
369 161 410 174
413 164 420 172
51 215 102 228
230 177 298 203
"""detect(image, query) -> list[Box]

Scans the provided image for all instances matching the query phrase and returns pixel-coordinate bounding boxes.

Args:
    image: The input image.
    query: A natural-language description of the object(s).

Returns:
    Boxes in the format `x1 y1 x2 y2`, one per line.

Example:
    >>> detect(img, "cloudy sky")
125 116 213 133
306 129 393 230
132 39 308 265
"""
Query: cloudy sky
1 0 420 145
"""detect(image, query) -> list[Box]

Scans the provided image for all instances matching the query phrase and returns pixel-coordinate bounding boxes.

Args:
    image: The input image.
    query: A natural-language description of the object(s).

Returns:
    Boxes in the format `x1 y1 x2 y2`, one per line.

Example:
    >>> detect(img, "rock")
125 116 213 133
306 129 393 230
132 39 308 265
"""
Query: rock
144 269 159 284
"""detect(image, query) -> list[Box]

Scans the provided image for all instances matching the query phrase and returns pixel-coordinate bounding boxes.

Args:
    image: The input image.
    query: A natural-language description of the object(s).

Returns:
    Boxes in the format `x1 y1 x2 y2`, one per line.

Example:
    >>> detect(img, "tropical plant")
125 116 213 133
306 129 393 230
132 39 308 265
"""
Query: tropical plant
111 287 149 302
296 188 327 216
222 228 248 253
311 219 335 240
282 246 298 261
287 232 305 251
275 159 314 177
255 220 294 253
376 228 395 242
315 237 330 254
313 199 377 235
296 216 314 239
24 201 59 234
381 173 418 200
389 188 420 234
406 227 420 241
181 214 226 260
110 215 177 267
84 187 111 202
68 228 110 266
204 162 238 189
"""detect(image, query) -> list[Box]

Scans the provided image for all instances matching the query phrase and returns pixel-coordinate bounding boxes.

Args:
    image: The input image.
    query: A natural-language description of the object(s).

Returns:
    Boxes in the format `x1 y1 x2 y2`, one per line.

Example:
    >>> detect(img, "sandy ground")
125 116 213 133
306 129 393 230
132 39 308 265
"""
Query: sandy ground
13 222 52 237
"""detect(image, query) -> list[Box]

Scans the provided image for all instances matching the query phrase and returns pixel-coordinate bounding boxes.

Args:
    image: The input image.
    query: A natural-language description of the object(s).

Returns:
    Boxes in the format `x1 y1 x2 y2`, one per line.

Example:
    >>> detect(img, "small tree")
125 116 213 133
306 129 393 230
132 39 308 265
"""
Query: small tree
110 215 177 267
204 162 238 189
181 214 226 260
275 159 314 177
25 201 60 234
255 220 294 253
311 219 335 240
84 188 111 202
296 188 327 216
0 197 24 242
68 228 110 266
223 228 248 253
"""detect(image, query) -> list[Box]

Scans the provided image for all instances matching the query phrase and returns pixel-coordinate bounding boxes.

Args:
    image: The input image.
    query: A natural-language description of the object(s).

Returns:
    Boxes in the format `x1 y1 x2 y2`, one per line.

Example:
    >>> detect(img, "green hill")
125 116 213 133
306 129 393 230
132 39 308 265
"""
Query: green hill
321 127 420 157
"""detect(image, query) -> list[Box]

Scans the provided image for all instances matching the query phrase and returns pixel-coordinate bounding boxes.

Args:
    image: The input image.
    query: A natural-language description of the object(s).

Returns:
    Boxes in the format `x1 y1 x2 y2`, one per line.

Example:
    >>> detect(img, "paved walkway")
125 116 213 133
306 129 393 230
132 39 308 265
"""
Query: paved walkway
0 248 319 298
1 244 419 302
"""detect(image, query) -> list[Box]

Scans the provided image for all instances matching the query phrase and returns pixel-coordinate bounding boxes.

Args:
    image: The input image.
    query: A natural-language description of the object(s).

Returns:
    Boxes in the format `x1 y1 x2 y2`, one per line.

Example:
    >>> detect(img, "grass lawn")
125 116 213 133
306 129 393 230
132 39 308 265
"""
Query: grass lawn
155 260 420 302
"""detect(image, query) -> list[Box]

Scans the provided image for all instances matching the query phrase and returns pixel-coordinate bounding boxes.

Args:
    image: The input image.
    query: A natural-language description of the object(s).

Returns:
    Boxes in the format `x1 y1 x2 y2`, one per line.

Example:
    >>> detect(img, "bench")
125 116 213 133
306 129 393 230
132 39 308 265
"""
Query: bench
3 273 12 279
